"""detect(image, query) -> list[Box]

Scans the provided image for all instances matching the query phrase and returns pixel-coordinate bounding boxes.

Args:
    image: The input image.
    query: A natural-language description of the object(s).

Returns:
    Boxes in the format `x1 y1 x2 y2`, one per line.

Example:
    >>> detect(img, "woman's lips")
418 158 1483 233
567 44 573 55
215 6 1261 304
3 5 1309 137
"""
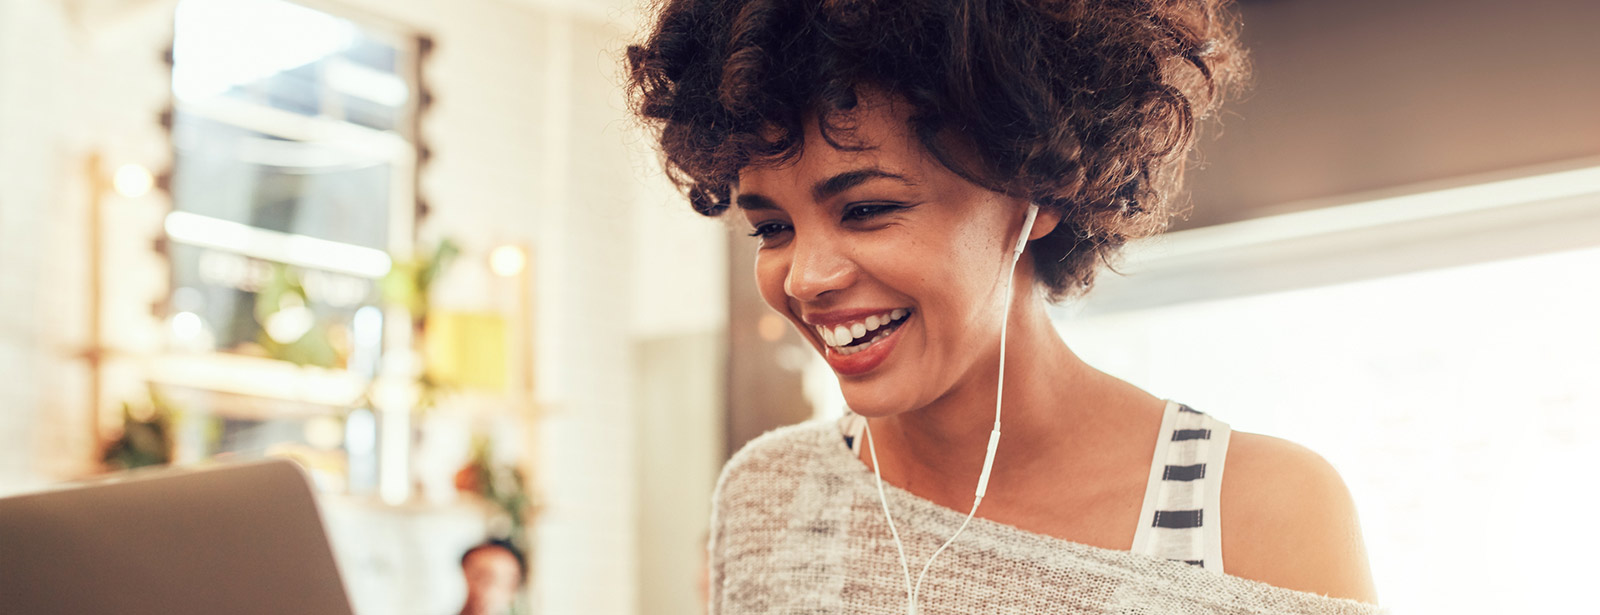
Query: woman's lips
822 313 909 376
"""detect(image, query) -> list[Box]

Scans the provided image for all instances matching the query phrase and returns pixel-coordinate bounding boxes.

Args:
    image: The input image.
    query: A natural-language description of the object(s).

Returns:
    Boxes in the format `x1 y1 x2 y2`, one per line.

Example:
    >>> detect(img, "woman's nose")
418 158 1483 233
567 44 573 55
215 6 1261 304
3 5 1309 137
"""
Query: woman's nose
783 233 855 302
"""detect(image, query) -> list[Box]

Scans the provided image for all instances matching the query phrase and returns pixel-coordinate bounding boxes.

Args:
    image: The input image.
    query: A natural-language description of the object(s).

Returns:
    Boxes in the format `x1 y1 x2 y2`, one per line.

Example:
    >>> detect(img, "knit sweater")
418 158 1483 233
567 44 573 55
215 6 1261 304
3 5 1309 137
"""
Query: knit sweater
708 418 1383 615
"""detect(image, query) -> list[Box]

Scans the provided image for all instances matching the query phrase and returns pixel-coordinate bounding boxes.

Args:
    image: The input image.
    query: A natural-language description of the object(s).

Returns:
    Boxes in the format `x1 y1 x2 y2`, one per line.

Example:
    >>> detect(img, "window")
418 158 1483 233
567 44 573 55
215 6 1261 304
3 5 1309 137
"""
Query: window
160 0 422 459
1058 170 1600 613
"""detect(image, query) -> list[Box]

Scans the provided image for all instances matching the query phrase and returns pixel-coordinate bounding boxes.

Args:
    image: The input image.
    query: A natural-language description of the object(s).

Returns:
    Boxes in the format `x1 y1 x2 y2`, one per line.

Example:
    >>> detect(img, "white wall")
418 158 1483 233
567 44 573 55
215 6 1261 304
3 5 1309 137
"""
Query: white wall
0 0 51 492
1061 243 1600 614
621 45 730 615
1058 175 1600 614
0 0 174 489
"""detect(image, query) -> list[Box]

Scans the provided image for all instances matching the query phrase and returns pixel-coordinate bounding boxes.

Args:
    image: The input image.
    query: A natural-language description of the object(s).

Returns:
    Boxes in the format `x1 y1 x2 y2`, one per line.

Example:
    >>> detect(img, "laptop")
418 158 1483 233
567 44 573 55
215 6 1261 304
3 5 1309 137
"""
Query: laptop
0 458 355 615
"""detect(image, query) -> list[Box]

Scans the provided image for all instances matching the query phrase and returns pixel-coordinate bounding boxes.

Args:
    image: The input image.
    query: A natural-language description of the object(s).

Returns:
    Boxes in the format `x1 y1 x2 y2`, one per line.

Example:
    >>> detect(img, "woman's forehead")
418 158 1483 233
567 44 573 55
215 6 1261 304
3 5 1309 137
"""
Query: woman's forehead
738 101 933 194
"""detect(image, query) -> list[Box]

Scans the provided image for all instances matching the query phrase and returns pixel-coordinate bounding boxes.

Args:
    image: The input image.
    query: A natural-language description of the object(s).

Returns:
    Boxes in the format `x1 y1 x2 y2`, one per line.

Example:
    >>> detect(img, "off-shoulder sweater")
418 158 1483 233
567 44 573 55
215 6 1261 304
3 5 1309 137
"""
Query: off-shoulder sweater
707 417 1383 615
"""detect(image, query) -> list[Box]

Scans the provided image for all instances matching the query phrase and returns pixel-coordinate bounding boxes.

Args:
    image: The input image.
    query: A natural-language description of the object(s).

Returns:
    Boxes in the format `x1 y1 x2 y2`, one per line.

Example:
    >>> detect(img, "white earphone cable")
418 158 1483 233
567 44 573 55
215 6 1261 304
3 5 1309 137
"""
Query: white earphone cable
865 204 1038 615
863 424 916 607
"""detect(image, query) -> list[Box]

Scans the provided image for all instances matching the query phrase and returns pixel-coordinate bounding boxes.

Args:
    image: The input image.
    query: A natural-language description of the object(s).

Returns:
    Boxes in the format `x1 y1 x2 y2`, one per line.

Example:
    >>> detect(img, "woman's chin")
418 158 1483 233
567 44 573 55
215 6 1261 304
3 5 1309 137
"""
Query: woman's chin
838 386 917 418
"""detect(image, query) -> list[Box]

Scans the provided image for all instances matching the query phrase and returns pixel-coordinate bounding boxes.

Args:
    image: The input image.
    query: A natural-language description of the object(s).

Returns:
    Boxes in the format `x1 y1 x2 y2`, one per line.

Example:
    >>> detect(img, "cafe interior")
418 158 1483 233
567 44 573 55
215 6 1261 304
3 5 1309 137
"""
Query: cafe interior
0 0 1595 613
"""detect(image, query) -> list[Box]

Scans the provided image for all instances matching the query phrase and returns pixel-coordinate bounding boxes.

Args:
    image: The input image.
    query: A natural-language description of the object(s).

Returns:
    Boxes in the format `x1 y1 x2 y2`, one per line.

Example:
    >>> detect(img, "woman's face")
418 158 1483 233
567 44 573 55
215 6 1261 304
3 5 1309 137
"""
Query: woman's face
736 95 1042 416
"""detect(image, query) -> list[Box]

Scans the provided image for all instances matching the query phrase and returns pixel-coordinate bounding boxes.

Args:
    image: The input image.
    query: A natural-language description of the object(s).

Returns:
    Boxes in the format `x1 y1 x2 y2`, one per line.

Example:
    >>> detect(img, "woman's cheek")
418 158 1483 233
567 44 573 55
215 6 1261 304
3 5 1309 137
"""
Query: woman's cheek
752 254 791 315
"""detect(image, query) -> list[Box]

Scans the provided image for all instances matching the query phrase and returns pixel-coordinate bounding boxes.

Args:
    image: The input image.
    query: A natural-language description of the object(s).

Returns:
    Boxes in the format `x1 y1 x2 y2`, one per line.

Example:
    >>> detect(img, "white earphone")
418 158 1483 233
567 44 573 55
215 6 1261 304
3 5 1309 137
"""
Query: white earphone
863 202 1039 614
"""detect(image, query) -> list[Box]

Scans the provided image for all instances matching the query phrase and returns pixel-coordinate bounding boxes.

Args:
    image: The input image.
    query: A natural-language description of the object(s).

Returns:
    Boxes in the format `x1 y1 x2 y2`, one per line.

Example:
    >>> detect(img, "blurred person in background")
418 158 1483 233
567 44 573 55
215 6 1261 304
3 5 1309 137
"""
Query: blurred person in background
627 0 1378 613
456 539 524 615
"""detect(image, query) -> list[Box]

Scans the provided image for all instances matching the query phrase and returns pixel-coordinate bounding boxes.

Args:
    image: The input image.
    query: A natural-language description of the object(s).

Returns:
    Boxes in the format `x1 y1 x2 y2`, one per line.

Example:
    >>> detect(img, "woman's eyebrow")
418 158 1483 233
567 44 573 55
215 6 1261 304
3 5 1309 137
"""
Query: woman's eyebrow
735 168 914 211
734 193 779 211
812 168 915 201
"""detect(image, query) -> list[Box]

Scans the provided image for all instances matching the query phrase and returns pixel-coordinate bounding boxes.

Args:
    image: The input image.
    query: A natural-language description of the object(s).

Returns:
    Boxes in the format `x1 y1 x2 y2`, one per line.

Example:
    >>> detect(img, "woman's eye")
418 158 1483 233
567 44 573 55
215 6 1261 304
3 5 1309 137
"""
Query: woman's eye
748 221 791 239
843 203 901 221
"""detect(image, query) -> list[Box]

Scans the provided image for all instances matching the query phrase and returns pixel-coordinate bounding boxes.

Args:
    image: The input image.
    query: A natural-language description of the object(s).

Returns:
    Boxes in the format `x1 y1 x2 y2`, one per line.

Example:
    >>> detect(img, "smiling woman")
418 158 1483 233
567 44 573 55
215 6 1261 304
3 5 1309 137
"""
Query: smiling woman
735 92 1044 411
626 1 1379 613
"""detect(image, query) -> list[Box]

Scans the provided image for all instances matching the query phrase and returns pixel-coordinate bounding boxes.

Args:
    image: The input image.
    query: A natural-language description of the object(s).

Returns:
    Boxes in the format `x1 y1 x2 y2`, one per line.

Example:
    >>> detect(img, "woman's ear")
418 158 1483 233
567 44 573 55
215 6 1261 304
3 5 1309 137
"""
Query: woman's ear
1029 204 1063 241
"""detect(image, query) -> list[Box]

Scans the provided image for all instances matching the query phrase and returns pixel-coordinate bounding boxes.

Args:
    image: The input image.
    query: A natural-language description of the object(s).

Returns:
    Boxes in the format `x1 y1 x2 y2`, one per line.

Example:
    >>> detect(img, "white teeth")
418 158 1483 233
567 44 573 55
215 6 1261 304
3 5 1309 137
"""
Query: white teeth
813 309 913 350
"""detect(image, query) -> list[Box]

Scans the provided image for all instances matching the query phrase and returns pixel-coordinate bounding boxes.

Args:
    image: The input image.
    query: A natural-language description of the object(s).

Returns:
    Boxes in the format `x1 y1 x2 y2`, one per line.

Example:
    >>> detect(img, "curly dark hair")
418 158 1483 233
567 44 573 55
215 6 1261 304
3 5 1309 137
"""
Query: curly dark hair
626 0 1247 299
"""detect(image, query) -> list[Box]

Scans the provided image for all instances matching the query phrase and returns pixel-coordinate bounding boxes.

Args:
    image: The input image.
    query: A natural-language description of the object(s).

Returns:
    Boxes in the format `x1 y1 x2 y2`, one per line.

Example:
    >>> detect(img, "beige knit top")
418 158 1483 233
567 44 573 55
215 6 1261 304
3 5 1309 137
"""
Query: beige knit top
707 418 1383 615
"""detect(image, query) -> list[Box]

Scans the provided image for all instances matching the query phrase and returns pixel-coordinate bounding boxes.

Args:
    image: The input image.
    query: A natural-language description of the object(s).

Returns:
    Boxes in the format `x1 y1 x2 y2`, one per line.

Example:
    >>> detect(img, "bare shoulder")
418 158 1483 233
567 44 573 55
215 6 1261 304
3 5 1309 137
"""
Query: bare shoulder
1220 431 1378 604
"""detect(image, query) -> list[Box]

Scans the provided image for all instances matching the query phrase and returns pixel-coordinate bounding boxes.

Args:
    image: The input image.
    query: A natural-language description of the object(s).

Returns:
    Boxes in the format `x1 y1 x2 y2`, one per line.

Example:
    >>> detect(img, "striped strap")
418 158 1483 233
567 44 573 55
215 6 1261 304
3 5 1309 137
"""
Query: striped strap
841 413 866 454
1130 401 1232 571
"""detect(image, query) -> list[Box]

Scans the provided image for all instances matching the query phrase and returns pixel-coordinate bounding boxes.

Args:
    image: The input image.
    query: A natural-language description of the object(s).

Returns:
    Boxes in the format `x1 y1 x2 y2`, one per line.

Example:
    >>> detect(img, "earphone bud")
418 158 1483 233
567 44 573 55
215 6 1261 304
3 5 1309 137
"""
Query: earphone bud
864 202 1040 614
1013 203 1039 258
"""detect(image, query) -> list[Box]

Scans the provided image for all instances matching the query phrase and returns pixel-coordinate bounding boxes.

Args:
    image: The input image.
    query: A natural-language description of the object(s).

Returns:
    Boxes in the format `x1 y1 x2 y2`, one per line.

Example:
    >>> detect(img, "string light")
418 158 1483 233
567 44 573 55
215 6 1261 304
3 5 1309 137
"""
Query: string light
489 244 526 277
113 164 154 198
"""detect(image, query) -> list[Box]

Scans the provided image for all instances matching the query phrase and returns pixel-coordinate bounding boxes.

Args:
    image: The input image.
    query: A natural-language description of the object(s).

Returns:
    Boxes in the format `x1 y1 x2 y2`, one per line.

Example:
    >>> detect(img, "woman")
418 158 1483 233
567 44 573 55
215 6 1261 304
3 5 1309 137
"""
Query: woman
628 1 1379 612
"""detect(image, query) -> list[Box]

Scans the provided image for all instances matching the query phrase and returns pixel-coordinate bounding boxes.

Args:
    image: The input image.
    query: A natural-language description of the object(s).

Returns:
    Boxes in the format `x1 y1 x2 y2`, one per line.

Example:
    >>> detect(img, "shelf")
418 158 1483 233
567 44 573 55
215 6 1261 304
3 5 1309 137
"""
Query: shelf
146 352 368 410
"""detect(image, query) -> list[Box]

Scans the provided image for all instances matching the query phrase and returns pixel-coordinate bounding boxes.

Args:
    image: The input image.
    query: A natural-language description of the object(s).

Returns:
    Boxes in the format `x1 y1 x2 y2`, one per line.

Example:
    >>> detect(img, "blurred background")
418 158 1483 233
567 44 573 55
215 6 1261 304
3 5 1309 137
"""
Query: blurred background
0 0 1594 614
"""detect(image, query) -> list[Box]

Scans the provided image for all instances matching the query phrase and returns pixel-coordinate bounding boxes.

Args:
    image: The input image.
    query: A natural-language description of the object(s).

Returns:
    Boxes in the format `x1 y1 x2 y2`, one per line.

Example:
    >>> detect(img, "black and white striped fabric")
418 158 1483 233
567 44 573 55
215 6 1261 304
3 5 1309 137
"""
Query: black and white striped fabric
840 400 1232 571
1130 401 1232 571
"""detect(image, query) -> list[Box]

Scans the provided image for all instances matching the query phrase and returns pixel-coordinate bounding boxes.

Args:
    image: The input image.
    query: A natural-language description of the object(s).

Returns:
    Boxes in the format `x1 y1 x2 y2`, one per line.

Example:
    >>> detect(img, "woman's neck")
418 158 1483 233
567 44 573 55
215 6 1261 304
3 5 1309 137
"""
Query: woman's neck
861 298 1149 508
